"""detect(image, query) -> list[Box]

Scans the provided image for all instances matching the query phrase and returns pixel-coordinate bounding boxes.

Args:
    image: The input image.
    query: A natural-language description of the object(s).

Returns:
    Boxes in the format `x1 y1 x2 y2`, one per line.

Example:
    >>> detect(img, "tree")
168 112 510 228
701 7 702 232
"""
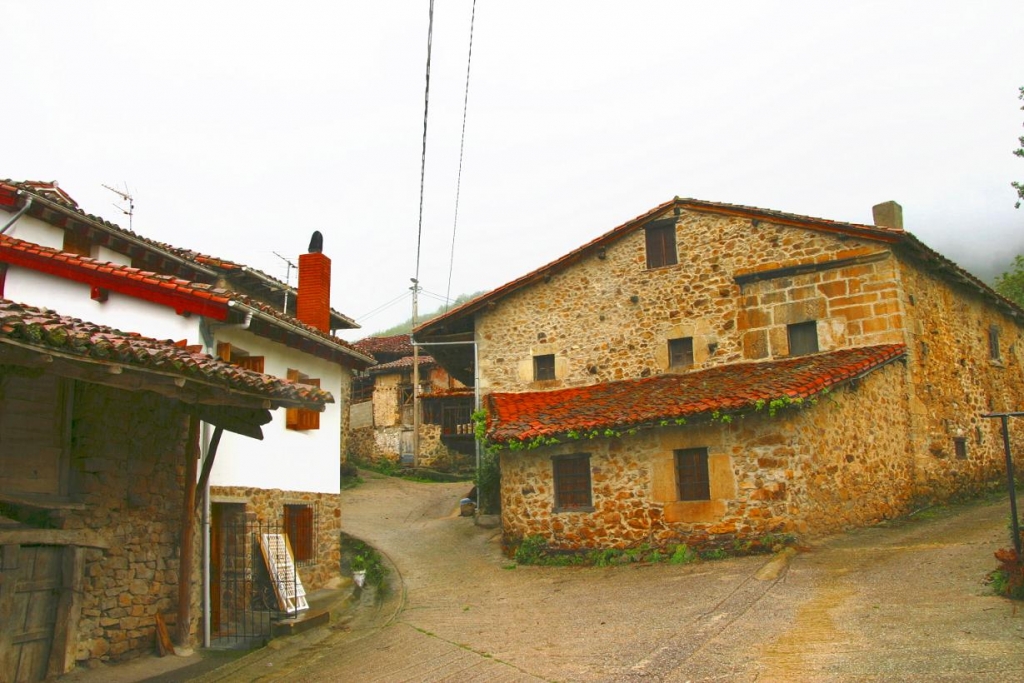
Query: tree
995 254 1024 307
1014 86 1024 209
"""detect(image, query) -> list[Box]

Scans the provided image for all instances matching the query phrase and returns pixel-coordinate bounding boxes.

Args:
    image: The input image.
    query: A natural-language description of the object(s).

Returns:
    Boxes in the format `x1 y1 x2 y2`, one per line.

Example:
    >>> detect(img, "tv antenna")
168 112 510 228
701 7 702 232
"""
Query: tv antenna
272 251 298 312
102 183 134 231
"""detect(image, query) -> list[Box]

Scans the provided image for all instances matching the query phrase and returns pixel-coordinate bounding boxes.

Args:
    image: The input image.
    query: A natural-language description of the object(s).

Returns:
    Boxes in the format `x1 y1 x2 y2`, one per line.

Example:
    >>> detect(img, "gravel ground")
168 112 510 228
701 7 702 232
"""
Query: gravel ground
68 472 1024 682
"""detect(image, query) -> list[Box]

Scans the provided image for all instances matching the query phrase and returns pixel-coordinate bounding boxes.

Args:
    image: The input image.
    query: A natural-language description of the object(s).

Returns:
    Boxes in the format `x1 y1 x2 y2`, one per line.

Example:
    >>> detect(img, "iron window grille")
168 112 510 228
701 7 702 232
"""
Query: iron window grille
553 454 593 510
675 447 711 501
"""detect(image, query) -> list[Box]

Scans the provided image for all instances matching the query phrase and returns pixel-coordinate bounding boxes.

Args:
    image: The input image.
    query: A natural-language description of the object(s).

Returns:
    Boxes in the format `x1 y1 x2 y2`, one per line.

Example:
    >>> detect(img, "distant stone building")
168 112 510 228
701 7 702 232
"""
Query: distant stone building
349 335 475 471
416 198 1024 551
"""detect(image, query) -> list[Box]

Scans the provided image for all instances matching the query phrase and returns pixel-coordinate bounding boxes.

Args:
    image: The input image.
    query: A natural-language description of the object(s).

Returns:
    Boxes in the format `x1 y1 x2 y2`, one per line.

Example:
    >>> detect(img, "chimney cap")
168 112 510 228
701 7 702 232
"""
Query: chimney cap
308 230 324 254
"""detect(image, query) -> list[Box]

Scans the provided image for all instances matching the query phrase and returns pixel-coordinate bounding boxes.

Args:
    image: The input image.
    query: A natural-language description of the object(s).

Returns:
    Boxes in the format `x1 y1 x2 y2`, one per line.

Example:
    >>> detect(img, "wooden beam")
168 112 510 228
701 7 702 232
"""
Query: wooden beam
0 529 109 548
176 413 200 647
195 426 224 502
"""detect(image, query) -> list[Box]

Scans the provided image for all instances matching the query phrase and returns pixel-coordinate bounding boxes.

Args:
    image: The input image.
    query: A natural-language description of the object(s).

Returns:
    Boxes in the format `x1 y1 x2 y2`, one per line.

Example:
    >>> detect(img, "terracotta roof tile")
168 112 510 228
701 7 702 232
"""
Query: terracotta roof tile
368 354 435 374
0 299 333 407
485 344 906 444
0 234 372 365
353 335 414 357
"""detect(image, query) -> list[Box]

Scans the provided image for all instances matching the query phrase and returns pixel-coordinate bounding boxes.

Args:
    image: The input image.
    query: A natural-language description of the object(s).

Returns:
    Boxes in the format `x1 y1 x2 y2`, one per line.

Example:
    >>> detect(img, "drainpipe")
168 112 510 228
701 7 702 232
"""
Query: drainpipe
1 194 33 234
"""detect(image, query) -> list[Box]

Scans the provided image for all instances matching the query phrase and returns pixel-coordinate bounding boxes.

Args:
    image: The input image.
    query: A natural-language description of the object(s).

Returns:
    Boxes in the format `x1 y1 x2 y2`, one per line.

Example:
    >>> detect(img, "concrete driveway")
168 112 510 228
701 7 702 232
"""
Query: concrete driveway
204 472 1023 682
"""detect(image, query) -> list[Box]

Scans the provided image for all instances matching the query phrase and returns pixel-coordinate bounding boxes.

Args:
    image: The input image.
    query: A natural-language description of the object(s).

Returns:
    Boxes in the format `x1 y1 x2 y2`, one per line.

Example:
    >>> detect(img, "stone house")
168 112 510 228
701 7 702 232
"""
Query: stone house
415 198 1024 552
0 300 331 679
0 180 373 646
349 335 475 470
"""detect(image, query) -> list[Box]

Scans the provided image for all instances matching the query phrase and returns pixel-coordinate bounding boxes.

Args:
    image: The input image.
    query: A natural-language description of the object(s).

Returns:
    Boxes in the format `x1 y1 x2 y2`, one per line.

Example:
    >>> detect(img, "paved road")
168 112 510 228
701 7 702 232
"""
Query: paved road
204 473 1024 682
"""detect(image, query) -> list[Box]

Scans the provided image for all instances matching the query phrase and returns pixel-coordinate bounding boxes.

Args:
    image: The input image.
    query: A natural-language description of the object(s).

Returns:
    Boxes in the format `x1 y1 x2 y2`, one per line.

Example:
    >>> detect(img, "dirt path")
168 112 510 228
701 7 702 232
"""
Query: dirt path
204 474 1024 681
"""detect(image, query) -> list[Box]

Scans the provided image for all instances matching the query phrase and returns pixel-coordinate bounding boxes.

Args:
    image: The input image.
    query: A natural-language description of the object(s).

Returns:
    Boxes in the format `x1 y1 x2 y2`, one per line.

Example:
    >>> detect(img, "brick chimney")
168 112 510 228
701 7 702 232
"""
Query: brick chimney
872 201 903 230
297 230 331 333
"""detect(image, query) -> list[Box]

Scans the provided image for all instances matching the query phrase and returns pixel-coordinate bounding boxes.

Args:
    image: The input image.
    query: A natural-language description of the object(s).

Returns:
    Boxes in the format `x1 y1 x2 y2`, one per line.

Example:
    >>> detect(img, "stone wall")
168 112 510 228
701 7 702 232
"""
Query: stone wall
475 209 900 392
348 424 471 471
500 363 918 550
210 486 342 590
897 255 1024 498
69 383 197 664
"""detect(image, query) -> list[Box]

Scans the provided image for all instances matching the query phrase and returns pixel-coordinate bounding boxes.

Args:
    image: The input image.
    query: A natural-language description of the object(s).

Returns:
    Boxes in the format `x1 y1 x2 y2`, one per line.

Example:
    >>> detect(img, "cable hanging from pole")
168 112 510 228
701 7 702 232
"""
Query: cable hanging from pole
415 0 435 289
444 0 478 312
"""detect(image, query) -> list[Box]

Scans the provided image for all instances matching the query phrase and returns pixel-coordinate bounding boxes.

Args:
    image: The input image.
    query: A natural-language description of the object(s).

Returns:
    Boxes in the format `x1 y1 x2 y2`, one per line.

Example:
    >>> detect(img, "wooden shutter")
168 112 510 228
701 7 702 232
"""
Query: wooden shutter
236 356 265 373
284 504 314 562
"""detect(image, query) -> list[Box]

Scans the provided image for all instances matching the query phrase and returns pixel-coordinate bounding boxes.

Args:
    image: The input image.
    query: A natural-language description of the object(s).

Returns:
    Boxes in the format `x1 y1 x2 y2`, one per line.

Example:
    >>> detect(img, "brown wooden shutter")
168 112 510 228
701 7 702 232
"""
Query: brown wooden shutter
236 356 265 373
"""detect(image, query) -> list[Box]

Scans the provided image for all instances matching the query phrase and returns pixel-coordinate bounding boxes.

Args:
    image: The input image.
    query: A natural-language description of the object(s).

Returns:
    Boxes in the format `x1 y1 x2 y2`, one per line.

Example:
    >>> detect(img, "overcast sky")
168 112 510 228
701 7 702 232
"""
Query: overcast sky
5 1 1023 339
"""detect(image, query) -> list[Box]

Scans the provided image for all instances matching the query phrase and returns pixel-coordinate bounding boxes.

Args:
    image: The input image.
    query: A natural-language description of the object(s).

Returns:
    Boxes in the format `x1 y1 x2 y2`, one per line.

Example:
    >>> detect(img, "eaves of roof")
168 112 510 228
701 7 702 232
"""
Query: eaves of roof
415 197 1022 337
367 354 435 374
0 299 333 411
0 180 359 330
354 334 414 357
485 344 906 445
0 234 375 369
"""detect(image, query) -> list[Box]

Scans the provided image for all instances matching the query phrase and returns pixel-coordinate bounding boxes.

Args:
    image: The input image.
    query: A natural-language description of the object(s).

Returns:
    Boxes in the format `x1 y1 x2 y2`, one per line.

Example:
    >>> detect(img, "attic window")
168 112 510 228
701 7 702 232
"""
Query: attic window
645 220 678 269
534 354 556 381
286 369 321 431
668 337 694 369
787 321 819 356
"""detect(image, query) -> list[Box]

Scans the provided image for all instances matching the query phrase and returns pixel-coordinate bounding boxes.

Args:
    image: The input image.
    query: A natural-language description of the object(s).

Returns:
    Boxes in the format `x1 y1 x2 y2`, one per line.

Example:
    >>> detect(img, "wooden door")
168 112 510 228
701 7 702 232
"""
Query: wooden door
1 545 63 682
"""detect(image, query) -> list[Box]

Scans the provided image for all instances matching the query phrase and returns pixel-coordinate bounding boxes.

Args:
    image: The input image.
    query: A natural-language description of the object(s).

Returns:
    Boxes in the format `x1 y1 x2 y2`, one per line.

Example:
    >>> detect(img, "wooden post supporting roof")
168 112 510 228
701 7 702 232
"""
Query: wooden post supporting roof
177 413 200 646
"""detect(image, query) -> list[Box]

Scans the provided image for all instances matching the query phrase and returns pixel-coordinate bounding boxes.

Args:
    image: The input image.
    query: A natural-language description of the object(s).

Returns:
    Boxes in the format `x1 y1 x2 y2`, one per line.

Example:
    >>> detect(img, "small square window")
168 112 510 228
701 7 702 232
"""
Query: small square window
534 354 556 381
675 448 710 501
553 454 592 510
668 337 694 369
988 325 1000 361
645 220 678 269
787 321 819 356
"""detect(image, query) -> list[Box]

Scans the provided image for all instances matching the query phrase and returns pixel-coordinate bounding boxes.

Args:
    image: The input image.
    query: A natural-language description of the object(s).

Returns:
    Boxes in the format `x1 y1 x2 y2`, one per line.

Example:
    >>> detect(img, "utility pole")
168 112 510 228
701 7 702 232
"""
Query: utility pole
982 411 1024 559
411 278 421 466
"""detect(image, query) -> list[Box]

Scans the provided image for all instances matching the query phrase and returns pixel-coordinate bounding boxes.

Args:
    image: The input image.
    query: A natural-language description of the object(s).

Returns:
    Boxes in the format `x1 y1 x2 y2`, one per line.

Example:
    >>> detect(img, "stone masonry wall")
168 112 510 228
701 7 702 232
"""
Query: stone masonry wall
500 362 915 550
476 209 901 393
68 384 197 665
897 256 1024 498
348 424 470 471
210 485 342 590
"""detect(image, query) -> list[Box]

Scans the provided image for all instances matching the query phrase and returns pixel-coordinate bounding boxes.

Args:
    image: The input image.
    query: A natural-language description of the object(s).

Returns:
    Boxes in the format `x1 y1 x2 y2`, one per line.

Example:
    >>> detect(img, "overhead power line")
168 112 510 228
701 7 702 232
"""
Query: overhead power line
444 0 478 312
414 0 435 286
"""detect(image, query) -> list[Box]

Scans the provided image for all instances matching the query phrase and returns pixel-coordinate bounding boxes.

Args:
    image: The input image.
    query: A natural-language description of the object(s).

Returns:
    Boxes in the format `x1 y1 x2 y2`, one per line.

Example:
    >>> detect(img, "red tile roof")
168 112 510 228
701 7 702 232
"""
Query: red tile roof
416 198 1023 338
0 179 358 330
0 234 373 368
368 354 435 374
354 334 414 357
484 344 906 445
0 299 333 409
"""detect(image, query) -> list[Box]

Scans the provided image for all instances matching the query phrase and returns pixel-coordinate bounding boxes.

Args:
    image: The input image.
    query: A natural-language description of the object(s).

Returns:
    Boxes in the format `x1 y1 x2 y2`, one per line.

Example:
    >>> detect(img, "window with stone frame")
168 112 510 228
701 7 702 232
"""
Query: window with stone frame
645 219 678 269
787 321 819 356
534 354 556 381
553 454 593 510
668 337 694 369
675 447 710 501
286 369 321 430
283 503 316 564
988 325 1001 361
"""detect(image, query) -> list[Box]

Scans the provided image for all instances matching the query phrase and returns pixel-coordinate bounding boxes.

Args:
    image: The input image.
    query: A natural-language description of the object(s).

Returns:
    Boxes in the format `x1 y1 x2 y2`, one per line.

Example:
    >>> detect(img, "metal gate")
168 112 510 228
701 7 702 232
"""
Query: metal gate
211 513 300 647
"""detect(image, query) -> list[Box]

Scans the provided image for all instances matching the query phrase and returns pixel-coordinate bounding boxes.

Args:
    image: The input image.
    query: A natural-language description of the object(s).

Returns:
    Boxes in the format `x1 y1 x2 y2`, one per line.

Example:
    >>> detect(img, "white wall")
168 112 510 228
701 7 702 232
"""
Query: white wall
207 326 343 494
2 266 200 343
2 213 65 250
